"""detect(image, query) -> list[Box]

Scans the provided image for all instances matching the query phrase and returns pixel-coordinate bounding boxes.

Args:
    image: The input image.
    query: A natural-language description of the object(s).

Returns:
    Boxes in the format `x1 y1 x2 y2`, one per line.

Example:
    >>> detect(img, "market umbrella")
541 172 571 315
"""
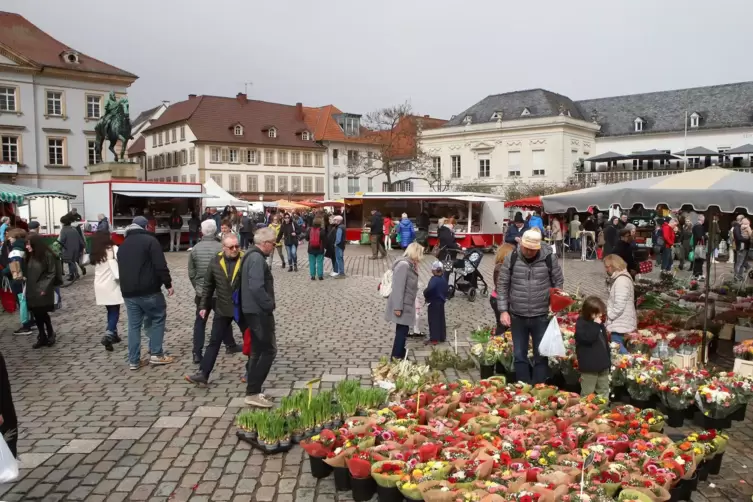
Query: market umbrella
504 196 542 208
272 199 309 211
672 146 719 157
0 183 75 204
723 144 753 155
584 151 627 163
627 149 680 161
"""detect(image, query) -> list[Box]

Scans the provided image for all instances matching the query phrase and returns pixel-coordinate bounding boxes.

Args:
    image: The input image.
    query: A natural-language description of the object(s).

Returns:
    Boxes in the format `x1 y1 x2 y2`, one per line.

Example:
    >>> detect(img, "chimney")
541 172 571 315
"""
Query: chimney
188 94 196 100
295 102 304 121
236 93 248 104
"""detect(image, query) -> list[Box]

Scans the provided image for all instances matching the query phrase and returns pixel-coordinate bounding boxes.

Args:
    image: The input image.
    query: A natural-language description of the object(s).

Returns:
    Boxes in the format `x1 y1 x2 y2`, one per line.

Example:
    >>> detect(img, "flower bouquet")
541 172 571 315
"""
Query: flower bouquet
695 383 736 423
557 483 611 502
371 460 407 502
638 409 665 433
626 330 658 356
626 369 657 408
416 480 463 502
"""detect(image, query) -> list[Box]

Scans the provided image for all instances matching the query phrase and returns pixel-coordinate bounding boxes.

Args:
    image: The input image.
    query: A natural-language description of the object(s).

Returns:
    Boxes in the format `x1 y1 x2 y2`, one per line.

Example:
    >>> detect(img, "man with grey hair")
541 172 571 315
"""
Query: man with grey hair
96 213 110 233
241 227 277 407
188 219 240 364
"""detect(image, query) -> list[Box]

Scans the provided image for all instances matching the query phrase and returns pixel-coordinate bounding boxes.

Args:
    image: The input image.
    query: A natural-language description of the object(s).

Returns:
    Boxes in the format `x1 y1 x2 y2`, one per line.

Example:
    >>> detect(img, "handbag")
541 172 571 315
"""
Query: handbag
0 278 16 314
694 243 707 260
80 253 91 266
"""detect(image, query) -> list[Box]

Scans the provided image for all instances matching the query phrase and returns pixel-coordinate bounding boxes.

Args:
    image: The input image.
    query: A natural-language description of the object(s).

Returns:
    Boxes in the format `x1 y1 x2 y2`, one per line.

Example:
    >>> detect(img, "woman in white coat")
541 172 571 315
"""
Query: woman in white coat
604 254 637 354
91 232 124 352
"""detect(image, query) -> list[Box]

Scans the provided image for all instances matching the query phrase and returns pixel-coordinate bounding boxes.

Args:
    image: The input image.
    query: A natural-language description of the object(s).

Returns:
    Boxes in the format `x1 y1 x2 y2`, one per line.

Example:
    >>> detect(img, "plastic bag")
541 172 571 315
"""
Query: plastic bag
538 317 566 357
0 435 19 483
80 253 91 266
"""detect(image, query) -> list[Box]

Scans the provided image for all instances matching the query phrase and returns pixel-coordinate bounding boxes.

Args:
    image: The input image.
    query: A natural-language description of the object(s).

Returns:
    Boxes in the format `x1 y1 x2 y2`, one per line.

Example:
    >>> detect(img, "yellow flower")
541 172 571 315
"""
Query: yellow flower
412 469 423 478
539 459 548 466
311 435 320 441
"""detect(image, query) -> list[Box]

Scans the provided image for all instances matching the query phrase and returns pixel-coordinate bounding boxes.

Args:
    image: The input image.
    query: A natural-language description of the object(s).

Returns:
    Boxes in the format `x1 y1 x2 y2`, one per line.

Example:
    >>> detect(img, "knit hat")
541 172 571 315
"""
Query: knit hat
133 216 148 228
520 229 542 250
514 213 524 224
431 260 444 271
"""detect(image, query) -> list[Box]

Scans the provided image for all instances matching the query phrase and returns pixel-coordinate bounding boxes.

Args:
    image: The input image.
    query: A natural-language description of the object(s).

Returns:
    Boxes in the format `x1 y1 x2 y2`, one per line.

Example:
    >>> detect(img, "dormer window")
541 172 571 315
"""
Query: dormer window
234 125 243 136
634 117 645 132
490 111 503 120
301 131 310 141
268 127 277 138
690 112 701 128
463 115 472 125
61 51 80 64
521 108 531 117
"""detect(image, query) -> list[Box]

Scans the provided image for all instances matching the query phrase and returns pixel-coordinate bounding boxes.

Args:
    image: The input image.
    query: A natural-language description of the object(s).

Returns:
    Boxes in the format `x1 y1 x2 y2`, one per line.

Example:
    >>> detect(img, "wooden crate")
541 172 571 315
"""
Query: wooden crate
672 352 699 369
733 358 753 377
736 325 753 342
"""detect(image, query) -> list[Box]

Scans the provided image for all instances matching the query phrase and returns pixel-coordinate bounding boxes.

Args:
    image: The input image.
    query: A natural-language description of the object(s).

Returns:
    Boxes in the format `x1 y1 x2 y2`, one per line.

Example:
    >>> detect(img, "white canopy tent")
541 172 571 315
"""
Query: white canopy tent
202 179 259 211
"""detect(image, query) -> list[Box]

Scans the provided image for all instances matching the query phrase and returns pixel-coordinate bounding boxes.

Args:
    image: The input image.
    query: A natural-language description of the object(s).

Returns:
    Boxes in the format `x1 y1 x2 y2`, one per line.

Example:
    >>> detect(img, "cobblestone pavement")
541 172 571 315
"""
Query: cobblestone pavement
0 244 748 501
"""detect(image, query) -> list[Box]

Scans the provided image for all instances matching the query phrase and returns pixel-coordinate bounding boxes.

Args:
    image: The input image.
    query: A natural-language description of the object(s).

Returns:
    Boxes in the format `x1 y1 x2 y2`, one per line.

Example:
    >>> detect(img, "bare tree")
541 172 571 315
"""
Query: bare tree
502 181 579 202
453 181 494 193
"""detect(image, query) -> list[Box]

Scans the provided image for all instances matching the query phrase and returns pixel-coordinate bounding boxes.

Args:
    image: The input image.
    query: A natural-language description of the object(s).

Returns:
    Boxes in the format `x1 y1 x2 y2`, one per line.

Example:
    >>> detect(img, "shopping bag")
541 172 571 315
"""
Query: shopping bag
0 278 16 314
242 328 251 356
17 293 28 325
80 253 91 266
0 434 19 483
538 317 566 357
694 244 707 260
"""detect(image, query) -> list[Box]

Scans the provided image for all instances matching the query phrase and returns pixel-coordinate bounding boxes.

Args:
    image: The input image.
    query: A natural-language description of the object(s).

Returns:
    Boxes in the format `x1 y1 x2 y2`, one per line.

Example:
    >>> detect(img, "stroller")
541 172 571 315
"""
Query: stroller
445 248 489 302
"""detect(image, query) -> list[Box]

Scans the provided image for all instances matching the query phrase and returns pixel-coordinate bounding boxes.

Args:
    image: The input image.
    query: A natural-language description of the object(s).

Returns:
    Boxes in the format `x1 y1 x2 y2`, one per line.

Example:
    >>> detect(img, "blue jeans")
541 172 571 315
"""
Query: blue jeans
308 253 324 278
661 247 672 271
611 332 628 354
335 247 345 275
285 244 298 266
124 292 167 365
106 305 120 334
67 261 79 279
391 323 410 359
570 237 580 252
510 314 549 384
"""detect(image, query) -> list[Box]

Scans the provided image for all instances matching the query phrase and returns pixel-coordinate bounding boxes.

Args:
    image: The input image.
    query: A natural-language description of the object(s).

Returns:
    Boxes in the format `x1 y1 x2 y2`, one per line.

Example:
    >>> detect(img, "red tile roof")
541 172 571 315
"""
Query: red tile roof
126 135 145 155
145 95 325 149
0 11 136 78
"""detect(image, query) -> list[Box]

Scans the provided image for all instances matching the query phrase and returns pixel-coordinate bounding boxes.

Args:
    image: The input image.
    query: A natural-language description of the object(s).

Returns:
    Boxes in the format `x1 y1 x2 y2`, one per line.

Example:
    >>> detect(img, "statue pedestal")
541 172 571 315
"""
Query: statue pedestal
87 162 140 181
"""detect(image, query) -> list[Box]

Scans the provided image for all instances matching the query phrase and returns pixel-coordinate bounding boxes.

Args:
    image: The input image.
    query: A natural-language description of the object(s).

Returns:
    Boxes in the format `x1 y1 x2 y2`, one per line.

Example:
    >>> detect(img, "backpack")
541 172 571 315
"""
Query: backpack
378 270 393 298
310 227 321 248
508 251 555 287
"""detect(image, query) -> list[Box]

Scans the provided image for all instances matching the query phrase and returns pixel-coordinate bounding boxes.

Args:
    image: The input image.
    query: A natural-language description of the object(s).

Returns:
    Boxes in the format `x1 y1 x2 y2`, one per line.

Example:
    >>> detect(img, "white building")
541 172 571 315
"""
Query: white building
126 102 168 178
0 11 137 209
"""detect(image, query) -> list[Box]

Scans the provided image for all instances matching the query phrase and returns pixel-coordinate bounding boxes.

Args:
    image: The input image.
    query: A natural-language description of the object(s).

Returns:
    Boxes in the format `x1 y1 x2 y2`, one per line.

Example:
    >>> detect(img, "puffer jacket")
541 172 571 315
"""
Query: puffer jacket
201 252 244 318
188 237 222 297
398 218 415 248
606 270 637 334
496 246 564 317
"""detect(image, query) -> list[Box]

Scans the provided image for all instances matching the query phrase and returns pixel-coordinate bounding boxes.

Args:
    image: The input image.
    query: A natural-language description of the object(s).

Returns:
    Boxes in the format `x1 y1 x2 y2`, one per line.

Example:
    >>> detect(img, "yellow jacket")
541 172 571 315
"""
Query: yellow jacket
269 223 282 247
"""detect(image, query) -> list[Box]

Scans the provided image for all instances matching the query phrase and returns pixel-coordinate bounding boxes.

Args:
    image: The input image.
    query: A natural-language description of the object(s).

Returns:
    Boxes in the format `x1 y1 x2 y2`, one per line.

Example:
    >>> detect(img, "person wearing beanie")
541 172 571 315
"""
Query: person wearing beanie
505 213 528 245
117 216 175 370
423 260 448 345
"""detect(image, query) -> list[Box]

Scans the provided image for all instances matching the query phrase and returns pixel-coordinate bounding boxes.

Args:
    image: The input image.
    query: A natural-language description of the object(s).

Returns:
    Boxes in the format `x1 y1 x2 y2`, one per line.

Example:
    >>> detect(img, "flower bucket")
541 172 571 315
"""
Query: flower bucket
697 460 709 481
377 485 404 502
669 477 692 501
495 361 506 375
563 382 581 394
658 404 685 428
629 396 653 410
334 466 351 491
350 474 377 502
684 404 697 419
480 364 495 379
693 412 731 431
731 402 747 421
707 452 724 475
505 370 517 384
309 455 333 479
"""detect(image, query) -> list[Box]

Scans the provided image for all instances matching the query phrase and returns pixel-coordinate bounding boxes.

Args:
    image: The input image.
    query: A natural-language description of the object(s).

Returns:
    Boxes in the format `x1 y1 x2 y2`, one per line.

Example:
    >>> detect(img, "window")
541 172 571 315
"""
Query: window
634 117 644 132
490 111 503 120
181 175 187 183
303 177 313 193
47 138 65 165
0 87 17 112
265 175 275 192
451 155 461 178
210 147 220 163
190 147 196 164
181 149 188 165
221 148 229 163
315 177 324 193
247 175 258 192
432 157 441 175
291 176 301 192
508 170 521 177
532 149 546 178
690 113 700 128
315 153 323 167
338 116 360 136
172 176 178 182
180 125 186 140
386 181 413 192
158 132 163 146
303 152 312 166
166 152 172 167
301 131 310 140
190 174 196 183
347 150 359 166
277 151 288 166
1 136 18 162
268 128 277 138
533 169 546 176
234 125 243 136
171 128 176 143
87 139 101 165
478 158 490 178
229 174 241 192
290 152 301 166
508 151 520 178
521 108 531 117
147 156 153 171
367 177 373 192
152 134 157 147
154 155 160 170
333 177 340 194
245 149 258 164
333 149 339 165
210 174 222 186
347 176 360 194
229 148 239 163
86 95 102 119
264 150 275 165
278 176 288 192
367 151 373 167
46 91 63 116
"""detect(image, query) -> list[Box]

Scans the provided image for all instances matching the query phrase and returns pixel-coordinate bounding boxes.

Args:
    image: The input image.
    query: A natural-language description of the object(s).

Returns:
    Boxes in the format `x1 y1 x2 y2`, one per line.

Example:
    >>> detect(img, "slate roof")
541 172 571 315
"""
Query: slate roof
126 136 145 155
444 89 586 127
575 81 753 137
131 104 163 129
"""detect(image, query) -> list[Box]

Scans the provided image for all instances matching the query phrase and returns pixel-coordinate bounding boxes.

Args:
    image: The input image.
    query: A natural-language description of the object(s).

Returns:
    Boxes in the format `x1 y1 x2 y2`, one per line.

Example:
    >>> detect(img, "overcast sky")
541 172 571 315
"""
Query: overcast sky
7 0 753 119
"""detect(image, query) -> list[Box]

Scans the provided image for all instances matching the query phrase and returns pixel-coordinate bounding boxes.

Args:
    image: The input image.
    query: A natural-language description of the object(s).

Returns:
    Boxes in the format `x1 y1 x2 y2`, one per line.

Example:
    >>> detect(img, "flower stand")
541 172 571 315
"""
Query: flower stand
376 485 404 502
350 474 377 502
333 466 351 491
309 456 333 479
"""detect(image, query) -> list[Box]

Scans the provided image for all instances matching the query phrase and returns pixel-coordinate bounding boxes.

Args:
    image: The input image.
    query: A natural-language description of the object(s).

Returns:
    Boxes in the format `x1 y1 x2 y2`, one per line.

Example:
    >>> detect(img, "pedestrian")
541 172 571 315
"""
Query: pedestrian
333 215 346 278
385 242 423 358
325 216 337 276
618 213 629 229
568 215 581 252
677 220 693 271
551 217 563 255
241 227 278 408
661 218 677 271
528 211 544 232
187 211 200 250
28 221 40 235
0 351 18 458
369 208 387 259
143 208 157 233
504 213 527 245
4 228 33 336
276 213 300 272
185 234 248 385
58 214 85 282
91 231 123 351
117 216 174 370
168 208 184 252
604 254 636 354
188 219 241 364
303 217 324 280
398 213 416 249
25 234 60 349
68 207 83 222
417 210 430 232
490 243 515 336
219 219 239 243
267 216 285 269
383 213 393 251
496 229 564 384
602 217 619 257
96 213 110 233
424 260 448 345
239 211 253 249
734 216 751 281
575 296 611 398
0 216 9 242
612 228 638 278
437 218 461 284
692 215 706 279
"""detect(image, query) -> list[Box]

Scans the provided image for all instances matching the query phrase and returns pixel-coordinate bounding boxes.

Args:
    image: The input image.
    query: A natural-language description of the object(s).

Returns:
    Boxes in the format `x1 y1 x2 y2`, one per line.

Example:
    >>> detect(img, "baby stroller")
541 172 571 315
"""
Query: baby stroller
445 248 488 302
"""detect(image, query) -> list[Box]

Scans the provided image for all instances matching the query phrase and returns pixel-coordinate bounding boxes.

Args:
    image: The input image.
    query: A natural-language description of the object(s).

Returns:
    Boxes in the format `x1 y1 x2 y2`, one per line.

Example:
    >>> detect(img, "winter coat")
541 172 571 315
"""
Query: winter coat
384 257 419 326
240 246 275 315
117 226 172 298
325 226 337 259
692 223 706 245
188 237 223 297
201 252 244 318
305 226 326 255
568 219 581 238
613 240 638 276
423 275 447 305
269 223 283 247
551 219 563 241
437 226 460 260
398 218 415 248
603 224 618 256
188 216 200 233
679 226 693 256
662 223 676 248
383 217 393 236
276 221 300 247
606 270 637 334
370 211 384 236
574 318 611 373
169 213 184 230
97 217 110 233
94 246 124 306
25 251 57 310
336 223 346 250
58 225 85 262
496 246 564 318
504 224 527 245
528 215 544 232
240 216 253 235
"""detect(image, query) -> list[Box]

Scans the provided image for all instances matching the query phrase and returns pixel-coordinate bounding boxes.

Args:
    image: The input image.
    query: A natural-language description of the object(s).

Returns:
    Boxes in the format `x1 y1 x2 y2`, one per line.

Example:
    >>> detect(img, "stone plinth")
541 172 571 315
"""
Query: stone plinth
87 162 140 181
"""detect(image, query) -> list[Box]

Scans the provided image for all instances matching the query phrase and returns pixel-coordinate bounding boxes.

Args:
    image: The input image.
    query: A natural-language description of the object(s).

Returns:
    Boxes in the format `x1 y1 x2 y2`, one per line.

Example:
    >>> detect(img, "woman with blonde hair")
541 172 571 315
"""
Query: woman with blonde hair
603 254 636 354
385 242 424 358
490 243 515 335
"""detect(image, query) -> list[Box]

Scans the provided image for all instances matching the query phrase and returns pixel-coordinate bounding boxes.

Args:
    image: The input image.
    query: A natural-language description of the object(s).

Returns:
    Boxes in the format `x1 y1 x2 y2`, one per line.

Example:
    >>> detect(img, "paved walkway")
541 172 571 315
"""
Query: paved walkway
0 244 747 501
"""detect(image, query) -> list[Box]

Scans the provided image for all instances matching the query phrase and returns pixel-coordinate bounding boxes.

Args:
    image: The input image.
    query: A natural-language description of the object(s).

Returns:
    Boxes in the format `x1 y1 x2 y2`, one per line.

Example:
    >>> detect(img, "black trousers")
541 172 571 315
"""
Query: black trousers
199 314 247 379
30 308 53 341
693 258 705 277
427 303 446 342
193 297 237 356
244 313 277 396
489 296 505 336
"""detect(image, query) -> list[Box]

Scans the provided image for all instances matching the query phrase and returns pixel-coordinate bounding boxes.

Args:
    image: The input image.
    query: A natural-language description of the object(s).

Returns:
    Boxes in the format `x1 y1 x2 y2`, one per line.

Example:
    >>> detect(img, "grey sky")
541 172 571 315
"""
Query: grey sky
7 0 753 120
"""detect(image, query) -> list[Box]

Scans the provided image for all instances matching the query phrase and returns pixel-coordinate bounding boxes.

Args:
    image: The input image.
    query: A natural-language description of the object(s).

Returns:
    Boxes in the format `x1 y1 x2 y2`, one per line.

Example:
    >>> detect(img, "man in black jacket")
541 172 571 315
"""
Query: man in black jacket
612 228 638 278
118 216 174 370
185 234 247 385
369 209 386 259
692 215 706 279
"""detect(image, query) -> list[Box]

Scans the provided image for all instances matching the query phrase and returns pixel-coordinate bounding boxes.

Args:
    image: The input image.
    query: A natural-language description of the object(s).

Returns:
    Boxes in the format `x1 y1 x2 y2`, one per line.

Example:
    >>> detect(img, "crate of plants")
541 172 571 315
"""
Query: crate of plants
733 340 753 377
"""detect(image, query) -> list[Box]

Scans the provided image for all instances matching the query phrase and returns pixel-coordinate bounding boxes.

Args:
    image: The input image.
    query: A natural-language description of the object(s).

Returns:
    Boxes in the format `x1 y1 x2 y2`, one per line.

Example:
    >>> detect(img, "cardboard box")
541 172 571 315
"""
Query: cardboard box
672 352 698 369
733 358 753 377
736 325 753 342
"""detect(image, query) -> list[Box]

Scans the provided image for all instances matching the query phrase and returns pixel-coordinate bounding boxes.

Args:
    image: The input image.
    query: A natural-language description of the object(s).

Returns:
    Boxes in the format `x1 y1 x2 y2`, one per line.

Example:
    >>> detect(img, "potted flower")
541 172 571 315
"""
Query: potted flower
300 429 339 478
235 409 258 441
694 383 735 429
371 460 406 502
256 413 280 452
346 450 377 502
471 343 497 379
657 373 694 427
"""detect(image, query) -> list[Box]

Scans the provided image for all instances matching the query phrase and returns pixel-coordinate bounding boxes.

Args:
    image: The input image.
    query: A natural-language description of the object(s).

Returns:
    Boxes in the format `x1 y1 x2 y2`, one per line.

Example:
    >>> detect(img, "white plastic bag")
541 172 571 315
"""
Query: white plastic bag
80 253 91 266
0 435 19 483
538 317 566 357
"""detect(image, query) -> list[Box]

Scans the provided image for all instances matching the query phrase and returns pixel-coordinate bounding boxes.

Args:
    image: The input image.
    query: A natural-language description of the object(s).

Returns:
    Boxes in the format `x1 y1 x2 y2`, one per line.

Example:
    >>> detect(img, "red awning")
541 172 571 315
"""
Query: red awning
504 196 542 208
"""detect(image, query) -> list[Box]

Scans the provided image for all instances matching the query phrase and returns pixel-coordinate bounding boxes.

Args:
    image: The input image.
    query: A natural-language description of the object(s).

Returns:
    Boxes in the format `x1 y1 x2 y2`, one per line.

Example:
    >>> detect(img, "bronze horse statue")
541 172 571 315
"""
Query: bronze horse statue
94 97 132 162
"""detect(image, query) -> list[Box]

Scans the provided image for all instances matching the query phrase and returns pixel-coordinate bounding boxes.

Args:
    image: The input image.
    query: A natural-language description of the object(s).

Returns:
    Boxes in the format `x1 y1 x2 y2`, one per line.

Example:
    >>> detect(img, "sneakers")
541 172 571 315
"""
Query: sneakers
310 276 316 281
288 266 293 272
245 394 274 408
129 363 140 371
185 372 208 385
318 276 324 281
13 327 32 336
149 354 175 365
281 262 286 269
330 272 339 277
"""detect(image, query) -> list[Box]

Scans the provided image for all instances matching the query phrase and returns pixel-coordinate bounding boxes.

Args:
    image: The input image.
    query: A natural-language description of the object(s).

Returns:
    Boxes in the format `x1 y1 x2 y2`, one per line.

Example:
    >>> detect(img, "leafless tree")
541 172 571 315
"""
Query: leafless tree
453 182 494 193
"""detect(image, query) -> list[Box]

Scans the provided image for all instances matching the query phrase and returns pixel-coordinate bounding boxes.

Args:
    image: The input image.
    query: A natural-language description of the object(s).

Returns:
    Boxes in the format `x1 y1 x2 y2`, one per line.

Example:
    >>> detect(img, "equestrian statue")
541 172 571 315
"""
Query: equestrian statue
94 91 133 163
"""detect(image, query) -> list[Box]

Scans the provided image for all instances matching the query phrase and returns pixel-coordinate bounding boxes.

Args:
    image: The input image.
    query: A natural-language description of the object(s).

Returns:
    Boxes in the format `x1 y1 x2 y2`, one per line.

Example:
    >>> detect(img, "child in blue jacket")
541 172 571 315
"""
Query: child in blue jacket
424 261 448 344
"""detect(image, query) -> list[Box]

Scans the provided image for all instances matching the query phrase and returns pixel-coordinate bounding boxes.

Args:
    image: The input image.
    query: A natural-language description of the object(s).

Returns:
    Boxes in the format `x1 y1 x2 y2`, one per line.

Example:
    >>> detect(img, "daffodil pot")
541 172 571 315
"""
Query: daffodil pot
332 418 343 428
313 425 323 434
693 412 731 430
291 432 304 444
697 460 709 481
278 438 291 449
350 474 377 502
377 485 404 502
259 439 279 452
707 452 724 475
247 430 258 441
480 364 495 379
325 421 335 429
731 403 747 421
333 466 351 491
309 455 333 479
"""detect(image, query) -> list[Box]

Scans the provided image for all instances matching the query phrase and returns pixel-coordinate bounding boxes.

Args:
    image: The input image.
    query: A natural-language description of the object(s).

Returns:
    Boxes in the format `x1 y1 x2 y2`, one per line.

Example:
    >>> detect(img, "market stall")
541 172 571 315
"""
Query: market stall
0 183 76 236
202 178 255 211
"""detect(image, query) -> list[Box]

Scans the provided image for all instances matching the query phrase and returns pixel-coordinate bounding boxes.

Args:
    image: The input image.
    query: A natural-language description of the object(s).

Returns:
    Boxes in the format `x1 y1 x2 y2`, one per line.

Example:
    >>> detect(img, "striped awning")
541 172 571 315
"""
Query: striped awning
542 167 753 213
0 183 76 205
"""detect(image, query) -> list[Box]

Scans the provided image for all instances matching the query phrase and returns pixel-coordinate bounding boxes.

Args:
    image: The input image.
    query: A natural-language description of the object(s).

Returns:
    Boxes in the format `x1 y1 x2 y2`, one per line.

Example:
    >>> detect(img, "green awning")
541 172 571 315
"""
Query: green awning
0 183 76 205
